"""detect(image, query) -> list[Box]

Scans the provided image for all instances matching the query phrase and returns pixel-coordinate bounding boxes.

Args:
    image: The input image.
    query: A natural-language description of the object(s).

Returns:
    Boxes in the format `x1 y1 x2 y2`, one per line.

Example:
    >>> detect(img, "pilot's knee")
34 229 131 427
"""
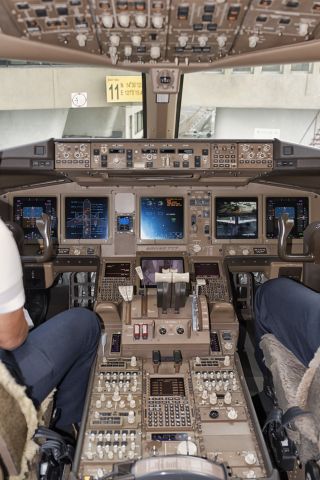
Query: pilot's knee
68 307 101 344
256 277 293 305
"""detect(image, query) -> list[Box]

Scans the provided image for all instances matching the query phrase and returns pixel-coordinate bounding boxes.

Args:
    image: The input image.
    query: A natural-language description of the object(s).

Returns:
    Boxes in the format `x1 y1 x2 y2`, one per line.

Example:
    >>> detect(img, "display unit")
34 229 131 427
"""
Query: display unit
140 257 185 287
139 196 185 243
266 197 309 239
215 197 258 240
194 262 220 278
13 196 58 242
62 196 109 243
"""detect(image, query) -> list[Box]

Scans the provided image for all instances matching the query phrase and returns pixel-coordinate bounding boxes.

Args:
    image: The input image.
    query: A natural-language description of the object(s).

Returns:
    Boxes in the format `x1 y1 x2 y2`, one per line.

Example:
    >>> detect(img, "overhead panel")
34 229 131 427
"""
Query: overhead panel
1 0 320 67
236 0 320 53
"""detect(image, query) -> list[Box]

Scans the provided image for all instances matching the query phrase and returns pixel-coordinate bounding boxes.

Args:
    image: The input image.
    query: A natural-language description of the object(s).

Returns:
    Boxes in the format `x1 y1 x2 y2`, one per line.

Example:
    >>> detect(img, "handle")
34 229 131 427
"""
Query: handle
21 213 53 263
278 214 314 262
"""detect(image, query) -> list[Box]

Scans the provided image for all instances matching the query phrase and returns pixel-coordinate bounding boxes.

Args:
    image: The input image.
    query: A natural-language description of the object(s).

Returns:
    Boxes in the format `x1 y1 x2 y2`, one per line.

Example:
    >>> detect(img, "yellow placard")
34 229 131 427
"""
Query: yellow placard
106 75 142 103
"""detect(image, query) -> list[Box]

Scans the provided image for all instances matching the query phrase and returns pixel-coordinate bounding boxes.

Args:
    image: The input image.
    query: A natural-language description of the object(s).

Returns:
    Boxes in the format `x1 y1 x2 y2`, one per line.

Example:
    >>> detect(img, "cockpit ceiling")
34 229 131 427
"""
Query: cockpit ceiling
1 0 320 71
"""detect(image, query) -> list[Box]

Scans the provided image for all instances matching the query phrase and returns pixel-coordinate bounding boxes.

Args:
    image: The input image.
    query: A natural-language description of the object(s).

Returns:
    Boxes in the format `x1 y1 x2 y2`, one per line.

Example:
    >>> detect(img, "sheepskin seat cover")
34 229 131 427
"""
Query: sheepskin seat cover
0 361 54 480
261 333 320 464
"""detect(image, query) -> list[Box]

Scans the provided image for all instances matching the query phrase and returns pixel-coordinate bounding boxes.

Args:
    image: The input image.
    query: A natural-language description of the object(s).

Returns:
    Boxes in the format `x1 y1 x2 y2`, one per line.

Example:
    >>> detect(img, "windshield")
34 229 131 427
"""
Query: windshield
178 63 320 148
0 62 143 150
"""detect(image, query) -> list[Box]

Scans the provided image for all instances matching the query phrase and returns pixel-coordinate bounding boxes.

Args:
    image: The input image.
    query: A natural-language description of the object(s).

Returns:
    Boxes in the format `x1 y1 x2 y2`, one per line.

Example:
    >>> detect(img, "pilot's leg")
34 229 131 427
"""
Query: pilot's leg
9 307 100 427
255 277 320 370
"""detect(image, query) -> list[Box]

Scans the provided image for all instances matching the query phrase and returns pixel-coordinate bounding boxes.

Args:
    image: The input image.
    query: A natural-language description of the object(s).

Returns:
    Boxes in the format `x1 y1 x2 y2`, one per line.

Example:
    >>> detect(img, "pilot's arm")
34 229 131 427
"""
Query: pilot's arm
0 219 28 350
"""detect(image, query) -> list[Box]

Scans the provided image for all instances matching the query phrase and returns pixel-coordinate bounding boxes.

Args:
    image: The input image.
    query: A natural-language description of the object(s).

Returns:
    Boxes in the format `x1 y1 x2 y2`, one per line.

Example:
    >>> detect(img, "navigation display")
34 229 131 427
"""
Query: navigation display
215 197 258 239
266 197 309 239
140 257 184 287
65 197 108 240
140 197 184 240
13 196 57 240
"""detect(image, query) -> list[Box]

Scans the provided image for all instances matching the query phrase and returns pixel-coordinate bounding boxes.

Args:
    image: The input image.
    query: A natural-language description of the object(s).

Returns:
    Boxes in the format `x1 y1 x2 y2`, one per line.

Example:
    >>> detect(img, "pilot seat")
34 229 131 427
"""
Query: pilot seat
259 215 320 478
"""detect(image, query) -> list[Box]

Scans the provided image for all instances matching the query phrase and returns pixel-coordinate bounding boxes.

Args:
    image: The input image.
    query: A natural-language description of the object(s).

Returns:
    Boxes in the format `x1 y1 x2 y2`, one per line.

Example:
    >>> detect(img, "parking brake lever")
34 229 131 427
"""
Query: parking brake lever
21 213 53 263
278 213 314 262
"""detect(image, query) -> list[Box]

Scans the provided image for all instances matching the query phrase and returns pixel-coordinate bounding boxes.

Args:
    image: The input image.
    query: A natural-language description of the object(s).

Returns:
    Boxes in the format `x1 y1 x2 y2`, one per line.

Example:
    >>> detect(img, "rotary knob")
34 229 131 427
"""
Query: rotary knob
245 452 257 465
224 355 231 367
102 14 113 28
128 410 135 424
227 408 238 420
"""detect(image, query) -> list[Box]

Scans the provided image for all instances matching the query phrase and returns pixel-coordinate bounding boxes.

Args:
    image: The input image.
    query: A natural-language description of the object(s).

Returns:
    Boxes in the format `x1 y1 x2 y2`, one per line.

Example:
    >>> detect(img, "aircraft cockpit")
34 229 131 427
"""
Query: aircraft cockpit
1 2 320 480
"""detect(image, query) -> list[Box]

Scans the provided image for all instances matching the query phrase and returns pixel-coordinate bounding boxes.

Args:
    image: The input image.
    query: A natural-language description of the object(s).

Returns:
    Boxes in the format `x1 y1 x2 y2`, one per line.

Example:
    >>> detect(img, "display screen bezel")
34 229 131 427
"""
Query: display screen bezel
61 194 111 244
137 195 186 245
215 197 258 240
13 195 58 244
265 196 309 239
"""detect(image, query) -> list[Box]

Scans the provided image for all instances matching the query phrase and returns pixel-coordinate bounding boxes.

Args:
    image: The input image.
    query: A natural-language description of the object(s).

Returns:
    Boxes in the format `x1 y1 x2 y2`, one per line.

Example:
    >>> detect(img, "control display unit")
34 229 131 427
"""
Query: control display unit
140 257 184 287
266 197 309 239
140 197 184 240
150 377 186 397
64 196 108 240
194 262 220 278
215 198 258 240
105 263 131 278
13 196 58 241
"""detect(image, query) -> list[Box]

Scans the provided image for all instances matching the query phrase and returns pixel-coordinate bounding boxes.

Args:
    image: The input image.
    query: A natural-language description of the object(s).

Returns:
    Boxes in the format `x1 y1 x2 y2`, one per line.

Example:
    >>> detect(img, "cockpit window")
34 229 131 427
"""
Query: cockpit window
178 63 320 148
0 63 144 150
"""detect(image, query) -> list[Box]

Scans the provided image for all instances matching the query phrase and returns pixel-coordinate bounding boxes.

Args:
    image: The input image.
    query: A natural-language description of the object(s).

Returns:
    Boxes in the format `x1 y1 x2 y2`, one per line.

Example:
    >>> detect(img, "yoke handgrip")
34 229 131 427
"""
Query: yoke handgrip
21 213 53 263
278 213 314 262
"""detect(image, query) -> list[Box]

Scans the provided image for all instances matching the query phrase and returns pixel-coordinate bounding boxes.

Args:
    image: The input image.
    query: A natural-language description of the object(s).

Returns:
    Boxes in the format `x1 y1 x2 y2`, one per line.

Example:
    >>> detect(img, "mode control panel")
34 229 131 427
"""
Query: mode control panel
54 140 274 173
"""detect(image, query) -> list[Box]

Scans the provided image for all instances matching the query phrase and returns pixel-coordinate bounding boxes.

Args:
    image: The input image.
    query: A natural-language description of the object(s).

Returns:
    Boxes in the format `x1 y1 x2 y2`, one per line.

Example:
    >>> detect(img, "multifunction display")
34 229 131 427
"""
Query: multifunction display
64 197 108 240
140 197 184 240
13 196 58 241
266 197 309 239
215 197 258 239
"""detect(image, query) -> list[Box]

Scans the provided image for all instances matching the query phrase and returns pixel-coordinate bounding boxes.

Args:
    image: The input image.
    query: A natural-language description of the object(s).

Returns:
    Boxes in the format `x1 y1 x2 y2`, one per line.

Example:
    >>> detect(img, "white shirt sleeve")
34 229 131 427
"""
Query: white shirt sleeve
0 219 25 314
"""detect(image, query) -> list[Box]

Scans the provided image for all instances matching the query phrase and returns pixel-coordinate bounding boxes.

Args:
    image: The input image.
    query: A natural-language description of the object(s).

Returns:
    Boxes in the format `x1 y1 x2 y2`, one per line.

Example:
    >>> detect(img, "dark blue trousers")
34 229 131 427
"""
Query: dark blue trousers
1 308 100 427
255 277 320 371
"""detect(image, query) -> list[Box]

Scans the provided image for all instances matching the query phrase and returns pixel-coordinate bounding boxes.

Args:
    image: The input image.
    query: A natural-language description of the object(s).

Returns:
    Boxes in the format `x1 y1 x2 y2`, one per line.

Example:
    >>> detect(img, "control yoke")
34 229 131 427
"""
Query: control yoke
21 213 53 264
278 213 314 262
